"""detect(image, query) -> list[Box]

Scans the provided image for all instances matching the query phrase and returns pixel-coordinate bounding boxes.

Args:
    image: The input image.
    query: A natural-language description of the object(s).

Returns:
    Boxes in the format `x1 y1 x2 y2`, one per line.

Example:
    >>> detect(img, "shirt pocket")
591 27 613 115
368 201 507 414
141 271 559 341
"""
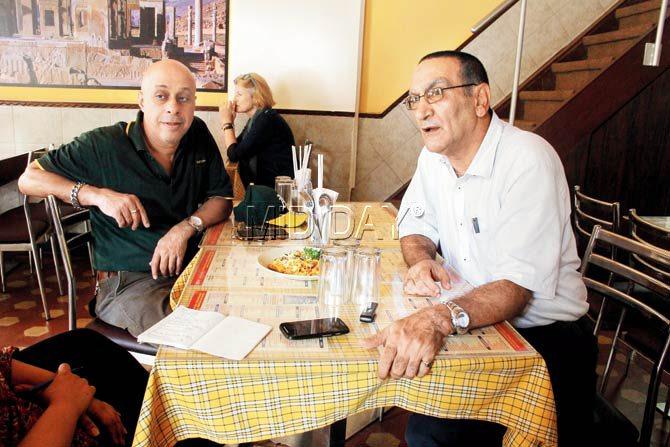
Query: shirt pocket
470 214 495 269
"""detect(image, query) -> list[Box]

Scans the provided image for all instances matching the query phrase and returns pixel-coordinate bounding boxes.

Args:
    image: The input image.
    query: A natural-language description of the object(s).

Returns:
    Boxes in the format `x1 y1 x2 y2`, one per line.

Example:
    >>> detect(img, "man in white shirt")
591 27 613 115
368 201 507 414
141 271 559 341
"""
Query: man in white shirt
363 51 597 446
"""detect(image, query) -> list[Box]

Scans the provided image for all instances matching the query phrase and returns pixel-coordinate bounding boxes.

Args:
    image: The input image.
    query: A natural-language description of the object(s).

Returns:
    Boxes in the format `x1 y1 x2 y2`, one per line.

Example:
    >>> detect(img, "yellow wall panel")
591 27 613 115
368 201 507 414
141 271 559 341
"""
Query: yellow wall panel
361 0 500 114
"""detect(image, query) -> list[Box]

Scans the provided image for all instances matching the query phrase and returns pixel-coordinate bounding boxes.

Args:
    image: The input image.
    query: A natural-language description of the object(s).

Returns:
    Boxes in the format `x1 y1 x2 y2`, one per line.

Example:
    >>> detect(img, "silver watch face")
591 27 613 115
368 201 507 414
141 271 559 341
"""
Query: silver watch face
190 216 204 231
456 312 470 329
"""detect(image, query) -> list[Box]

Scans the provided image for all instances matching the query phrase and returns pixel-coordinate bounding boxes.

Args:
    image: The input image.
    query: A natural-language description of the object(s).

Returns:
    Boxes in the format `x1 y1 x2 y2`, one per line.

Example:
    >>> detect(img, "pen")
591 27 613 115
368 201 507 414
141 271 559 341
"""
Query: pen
18 366 84 394
472 217 480 234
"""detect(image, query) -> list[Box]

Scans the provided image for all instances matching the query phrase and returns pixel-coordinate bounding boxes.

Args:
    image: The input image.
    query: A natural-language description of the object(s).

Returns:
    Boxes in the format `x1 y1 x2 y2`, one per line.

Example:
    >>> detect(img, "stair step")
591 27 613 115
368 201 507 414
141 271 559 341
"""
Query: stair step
552 57 615 73
615 0 660 19
519 90 574 101
583 23 654 46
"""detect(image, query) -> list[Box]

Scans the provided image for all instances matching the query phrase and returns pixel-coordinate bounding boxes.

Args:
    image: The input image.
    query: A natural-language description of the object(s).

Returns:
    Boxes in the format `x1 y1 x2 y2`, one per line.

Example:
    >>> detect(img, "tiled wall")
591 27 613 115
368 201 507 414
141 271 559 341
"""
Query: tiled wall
0 0 619 202
0 104 355 199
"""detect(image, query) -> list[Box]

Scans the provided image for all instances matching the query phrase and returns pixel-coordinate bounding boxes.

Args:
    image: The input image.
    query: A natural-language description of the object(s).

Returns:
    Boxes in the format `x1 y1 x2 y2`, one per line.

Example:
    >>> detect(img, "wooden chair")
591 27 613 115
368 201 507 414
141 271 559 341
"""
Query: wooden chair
581 225 670 446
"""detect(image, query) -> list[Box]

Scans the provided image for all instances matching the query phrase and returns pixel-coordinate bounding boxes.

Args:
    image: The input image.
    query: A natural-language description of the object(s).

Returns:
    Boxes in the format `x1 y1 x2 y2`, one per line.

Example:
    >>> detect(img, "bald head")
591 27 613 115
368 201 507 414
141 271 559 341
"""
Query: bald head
141 59 196 93
138 59 197 153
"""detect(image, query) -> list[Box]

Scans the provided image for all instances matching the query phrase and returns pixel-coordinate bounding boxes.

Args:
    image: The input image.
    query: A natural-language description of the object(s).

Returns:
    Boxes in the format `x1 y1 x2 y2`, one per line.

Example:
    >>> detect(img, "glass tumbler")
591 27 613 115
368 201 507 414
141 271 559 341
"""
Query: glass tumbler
317 247 349 306
275 178 294 210
332 239 361 301
350 247 381 309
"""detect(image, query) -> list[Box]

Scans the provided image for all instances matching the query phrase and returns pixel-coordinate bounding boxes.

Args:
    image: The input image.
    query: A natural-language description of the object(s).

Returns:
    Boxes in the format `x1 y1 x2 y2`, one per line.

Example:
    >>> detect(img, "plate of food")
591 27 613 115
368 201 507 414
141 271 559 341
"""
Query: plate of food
258 247 322 281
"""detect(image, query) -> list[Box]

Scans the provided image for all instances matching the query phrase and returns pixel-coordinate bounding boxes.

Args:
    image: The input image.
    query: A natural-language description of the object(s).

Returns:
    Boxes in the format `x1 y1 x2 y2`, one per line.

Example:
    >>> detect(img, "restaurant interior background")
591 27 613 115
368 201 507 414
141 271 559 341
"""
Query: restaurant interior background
3 0 666 215
0 0 669 444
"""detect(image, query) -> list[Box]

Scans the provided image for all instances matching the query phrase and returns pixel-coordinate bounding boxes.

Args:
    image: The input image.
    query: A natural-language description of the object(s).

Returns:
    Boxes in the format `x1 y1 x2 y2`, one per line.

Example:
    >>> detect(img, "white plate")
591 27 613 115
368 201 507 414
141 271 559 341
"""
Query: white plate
257 247 320 281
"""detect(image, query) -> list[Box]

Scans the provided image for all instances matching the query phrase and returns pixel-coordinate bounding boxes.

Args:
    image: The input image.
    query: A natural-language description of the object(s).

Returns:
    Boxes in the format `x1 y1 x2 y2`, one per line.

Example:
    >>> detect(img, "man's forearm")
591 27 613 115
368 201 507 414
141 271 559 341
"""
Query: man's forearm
193 197 232 228
18 164 76 202
455 280 531 330
18 164 104 209
400 234 437 267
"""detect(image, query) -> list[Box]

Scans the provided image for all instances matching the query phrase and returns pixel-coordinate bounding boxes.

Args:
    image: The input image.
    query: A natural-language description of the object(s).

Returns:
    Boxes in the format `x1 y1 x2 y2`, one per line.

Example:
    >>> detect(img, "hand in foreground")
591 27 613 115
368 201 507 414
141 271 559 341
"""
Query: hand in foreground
42 364 96 418
361 306 451 379
403 259 452 297
86 187 150 230
84 398 127 445
219 100 236 125
150 221 193 278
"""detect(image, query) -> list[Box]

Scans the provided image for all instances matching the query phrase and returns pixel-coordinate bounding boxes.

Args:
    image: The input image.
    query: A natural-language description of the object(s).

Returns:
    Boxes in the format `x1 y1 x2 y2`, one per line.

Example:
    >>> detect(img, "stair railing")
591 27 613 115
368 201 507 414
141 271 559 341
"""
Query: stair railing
643 0 668 66
471 0 527 126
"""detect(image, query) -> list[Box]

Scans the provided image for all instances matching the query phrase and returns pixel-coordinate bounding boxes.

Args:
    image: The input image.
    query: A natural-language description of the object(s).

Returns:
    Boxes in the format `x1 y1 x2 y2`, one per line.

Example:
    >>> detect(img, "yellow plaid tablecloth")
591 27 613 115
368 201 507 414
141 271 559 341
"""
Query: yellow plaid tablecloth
133 203 558 447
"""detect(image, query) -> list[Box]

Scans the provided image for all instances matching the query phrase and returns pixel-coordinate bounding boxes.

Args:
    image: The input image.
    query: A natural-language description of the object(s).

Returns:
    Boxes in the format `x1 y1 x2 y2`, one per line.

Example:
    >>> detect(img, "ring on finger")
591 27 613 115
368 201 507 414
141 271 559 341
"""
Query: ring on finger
130 209 138 214
421 360 433 369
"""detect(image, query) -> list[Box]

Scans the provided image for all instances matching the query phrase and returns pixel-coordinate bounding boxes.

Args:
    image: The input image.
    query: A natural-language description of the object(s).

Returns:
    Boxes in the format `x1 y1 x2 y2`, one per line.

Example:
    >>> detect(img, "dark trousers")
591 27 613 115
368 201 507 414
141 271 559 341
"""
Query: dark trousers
14 329 150 447
405 316 598 447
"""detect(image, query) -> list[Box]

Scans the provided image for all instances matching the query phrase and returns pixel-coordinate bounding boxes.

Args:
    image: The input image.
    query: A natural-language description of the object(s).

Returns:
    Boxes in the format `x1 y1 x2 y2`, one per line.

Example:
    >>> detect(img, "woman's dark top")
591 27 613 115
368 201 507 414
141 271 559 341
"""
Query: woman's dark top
226 108 295 188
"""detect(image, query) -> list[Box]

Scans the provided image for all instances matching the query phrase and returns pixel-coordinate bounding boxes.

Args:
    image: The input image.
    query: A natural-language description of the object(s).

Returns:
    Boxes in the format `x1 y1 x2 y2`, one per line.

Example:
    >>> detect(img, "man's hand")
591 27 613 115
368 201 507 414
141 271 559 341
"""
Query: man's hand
150 221 194 279
86 398 127 445
362 306 452 380
82 186 150 230
404 259 451 297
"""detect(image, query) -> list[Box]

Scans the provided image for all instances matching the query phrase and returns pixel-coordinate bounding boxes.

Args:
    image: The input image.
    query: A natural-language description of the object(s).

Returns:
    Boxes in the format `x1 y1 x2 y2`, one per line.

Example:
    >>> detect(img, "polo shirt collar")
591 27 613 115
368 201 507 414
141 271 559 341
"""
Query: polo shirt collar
464 112 504 179
127 111 150 153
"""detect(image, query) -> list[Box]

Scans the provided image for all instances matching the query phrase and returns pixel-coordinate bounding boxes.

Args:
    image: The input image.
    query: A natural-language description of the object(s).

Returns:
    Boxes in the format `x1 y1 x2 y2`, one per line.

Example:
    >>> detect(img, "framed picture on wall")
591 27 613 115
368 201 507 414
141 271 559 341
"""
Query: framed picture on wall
0 0 229 104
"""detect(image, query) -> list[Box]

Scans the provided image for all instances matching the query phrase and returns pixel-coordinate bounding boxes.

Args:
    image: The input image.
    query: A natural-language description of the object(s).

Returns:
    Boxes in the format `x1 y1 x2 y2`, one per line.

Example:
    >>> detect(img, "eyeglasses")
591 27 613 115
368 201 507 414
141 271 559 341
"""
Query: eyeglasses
403 83 477 110
235 73 257 88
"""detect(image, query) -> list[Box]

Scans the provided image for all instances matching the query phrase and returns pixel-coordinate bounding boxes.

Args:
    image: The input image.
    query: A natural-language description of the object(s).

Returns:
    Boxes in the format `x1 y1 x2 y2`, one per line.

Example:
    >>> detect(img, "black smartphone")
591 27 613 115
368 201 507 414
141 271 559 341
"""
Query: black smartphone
279 317 350 340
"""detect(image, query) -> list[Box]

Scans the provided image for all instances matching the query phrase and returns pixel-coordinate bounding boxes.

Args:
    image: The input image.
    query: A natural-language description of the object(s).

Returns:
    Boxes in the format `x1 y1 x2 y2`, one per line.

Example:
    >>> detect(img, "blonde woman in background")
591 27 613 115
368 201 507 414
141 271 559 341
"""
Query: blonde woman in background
220 73 295 188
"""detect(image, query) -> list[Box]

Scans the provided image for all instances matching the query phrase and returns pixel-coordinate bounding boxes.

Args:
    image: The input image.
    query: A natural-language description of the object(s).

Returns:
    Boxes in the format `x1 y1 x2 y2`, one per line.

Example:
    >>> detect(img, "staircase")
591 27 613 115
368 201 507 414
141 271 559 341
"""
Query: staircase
389 0 669 205
497 0 669 143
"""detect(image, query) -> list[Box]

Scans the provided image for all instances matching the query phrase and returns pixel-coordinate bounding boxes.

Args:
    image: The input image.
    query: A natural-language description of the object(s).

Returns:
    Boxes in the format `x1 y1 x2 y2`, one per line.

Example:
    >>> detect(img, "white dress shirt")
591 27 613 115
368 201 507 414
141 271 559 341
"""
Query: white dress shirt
398 112 588 328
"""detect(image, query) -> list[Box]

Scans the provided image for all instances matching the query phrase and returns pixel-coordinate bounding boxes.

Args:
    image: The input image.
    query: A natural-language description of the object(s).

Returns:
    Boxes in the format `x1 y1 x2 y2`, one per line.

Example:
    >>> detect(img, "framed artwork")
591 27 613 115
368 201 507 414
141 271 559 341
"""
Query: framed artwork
0 0 229 106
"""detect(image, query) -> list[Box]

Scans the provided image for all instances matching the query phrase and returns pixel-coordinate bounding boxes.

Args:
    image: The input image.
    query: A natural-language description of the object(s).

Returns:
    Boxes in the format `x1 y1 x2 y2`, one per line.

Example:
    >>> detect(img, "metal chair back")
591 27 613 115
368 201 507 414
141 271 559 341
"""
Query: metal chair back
574 185 621 249
629 209 670 284
47 195 93 331
580 226 670 446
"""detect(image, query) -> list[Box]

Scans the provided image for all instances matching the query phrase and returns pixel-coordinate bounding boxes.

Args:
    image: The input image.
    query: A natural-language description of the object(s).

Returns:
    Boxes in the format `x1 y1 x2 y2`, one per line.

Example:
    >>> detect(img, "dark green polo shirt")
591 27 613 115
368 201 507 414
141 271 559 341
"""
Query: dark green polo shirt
39 111 232 272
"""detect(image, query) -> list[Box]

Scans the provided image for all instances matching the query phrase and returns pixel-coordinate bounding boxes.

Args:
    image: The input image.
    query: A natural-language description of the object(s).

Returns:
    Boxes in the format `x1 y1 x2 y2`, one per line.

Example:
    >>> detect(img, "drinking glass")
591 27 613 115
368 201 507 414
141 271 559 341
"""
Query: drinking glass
317 247 349 306
350 247 381 309
275 178 294 210
332 239 361 301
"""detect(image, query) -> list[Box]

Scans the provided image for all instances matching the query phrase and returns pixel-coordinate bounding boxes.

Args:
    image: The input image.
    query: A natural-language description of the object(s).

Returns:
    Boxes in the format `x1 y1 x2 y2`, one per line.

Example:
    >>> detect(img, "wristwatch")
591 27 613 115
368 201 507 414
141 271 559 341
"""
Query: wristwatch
186 215 204 233
444 301 470 335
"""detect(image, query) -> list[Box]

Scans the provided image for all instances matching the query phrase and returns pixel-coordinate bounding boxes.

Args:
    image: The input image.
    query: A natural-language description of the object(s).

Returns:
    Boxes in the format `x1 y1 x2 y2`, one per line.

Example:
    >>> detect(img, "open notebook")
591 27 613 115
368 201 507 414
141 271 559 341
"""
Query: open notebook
137 306 272 360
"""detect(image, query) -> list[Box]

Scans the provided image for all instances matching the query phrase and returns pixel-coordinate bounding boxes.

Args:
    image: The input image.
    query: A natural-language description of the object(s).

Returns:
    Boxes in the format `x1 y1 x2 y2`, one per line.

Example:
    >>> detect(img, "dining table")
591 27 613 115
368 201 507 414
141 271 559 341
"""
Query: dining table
131 202 558 447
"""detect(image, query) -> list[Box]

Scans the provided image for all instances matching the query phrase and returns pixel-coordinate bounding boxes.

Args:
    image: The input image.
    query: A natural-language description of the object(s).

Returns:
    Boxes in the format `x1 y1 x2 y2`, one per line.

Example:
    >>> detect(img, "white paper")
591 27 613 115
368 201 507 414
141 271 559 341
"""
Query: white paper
191 316 272 360
137 306 272 361
137 306 223 349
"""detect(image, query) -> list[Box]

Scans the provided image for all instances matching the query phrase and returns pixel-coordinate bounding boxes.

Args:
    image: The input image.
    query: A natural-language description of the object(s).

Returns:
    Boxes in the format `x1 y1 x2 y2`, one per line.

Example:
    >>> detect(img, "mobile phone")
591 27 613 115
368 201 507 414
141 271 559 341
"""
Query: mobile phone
279 317 350 340
359 302 378 323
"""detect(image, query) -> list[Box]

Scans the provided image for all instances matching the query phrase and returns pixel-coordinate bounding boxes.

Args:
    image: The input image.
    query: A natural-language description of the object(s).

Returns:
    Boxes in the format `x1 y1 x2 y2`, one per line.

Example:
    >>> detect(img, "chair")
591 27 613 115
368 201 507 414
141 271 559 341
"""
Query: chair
0 150 61 320
47 195 157 357
573 185 622 330
629 209 670 283
573 185 621 252
581 225 670 446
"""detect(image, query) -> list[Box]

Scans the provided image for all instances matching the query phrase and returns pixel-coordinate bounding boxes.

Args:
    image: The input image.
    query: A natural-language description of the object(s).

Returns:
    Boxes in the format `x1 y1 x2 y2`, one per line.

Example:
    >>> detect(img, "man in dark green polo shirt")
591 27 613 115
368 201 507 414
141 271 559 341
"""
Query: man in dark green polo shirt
18 60 233 337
